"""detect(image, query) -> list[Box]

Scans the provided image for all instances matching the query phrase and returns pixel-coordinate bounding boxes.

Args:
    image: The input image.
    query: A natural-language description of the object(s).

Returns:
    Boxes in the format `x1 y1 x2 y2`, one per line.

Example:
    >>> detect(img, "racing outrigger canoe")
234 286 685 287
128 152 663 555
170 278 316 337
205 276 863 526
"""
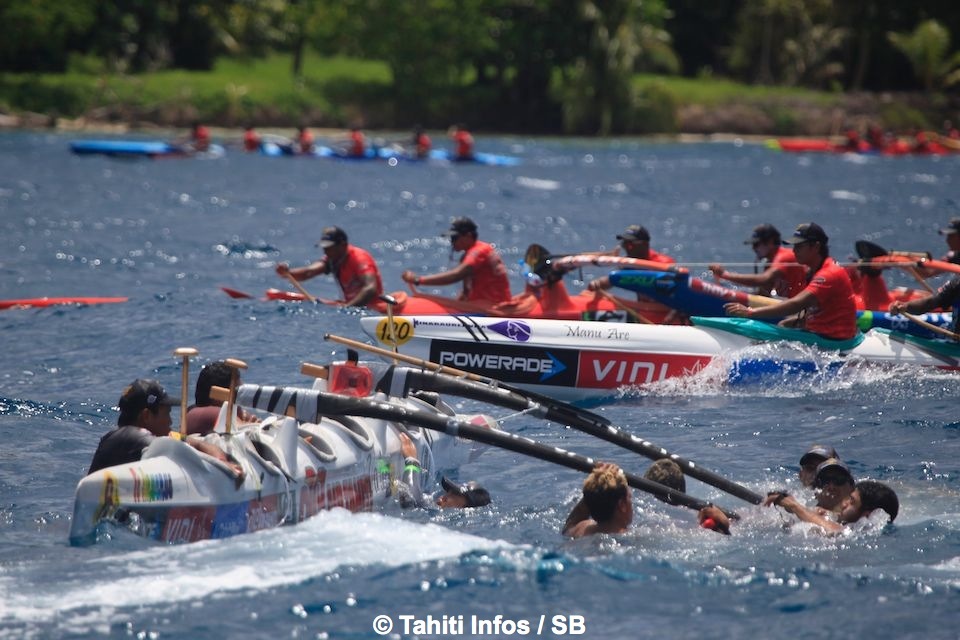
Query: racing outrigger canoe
359 315 960 403
69 360 496 545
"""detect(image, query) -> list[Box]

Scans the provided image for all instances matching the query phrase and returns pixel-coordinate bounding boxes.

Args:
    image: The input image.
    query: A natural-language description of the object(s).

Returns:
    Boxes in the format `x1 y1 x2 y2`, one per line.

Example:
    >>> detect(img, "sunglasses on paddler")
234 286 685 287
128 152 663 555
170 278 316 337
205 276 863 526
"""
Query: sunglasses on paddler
815 473 851 487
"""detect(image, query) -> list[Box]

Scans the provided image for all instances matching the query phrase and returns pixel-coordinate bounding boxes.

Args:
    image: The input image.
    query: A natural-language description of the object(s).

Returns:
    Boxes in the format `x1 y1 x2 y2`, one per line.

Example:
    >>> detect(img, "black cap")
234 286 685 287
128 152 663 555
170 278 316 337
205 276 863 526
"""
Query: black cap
440 476 491 507
800 444 838 467
939 218 960 236
444 216 478 237
815 458 854 485
745 223 781 245
783 222 829 245
317 226 348 248
118 379 179 415
616 225 650 242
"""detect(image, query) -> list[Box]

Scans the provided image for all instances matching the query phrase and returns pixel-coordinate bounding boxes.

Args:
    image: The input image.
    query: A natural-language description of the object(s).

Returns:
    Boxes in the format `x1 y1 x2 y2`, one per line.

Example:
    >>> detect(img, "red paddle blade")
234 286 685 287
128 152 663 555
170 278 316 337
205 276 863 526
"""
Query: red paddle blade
221 286 255 299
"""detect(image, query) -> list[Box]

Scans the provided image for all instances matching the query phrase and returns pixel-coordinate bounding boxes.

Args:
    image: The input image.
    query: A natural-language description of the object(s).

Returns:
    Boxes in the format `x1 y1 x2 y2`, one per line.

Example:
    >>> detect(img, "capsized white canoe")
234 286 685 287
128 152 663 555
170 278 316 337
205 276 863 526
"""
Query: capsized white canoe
358 315 959 403
69 363 494 545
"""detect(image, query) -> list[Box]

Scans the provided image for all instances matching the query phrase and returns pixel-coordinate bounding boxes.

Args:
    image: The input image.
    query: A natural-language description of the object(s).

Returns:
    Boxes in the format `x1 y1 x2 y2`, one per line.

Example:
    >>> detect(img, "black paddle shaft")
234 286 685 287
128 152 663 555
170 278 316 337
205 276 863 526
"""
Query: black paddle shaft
311 389 738 518
378 367 764 506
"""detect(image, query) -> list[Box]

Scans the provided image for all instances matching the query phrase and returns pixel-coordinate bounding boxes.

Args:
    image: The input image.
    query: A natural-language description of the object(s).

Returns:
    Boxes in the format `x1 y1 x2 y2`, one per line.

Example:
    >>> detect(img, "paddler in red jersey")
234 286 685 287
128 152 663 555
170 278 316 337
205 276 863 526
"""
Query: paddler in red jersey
190 122 211 152
296 126 315 154
275 226 383 307
345 126 367 157
586 224 675 292
724 222 858 341
242 125 261 152
709 223 808 297
449 124 474 160
402 216 512 304
412 125 431 159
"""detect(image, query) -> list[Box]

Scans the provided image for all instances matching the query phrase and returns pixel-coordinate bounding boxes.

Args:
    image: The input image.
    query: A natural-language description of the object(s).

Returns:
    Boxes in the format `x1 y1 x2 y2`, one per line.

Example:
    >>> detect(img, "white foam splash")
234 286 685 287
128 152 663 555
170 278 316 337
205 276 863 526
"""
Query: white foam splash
515 176 561 191
0 509 507 635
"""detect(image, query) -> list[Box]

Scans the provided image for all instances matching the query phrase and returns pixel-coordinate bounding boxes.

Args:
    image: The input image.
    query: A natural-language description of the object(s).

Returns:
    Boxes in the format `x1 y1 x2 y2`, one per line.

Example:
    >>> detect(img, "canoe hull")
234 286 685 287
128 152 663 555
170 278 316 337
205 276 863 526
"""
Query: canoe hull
359 315 959 402
70 371 483 545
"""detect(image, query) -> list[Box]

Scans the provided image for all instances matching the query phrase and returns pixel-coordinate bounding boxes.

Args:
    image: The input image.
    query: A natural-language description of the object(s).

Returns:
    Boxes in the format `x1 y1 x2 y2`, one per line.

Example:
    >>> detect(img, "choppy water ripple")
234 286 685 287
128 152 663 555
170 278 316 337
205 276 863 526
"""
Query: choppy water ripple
0 132 958 639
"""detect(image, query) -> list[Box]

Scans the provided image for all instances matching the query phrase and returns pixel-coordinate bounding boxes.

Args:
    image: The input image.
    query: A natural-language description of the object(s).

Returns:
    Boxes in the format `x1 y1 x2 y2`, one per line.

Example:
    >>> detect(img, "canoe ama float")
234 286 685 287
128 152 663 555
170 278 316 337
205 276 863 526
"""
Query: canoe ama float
358 314 960 403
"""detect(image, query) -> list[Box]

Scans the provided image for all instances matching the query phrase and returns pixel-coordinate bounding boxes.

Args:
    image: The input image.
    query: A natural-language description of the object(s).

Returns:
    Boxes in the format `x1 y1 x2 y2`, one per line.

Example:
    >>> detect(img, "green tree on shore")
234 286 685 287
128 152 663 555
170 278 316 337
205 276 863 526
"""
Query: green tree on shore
888 19 960 92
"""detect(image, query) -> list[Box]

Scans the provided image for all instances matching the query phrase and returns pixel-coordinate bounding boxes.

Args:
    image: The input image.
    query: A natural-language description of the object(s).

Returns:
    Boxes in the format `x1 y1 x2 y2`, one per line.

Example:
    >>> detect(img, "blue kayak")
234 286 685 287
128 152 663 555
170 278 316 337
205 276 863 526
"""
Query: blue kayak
70 140 225 159
70 140 182 157
313 146 401 161
427 149 522 166
609 269 953 340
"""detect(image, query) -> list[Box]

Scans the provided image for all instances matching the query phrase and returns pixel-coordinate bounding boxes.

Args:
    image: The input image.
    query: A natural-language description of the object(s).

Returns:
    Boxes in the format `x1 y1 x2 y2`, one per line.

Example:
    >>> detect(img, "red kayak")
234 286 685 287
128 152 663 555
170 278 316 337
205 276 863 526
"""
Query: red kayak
0 296 128 310
771 137 954 155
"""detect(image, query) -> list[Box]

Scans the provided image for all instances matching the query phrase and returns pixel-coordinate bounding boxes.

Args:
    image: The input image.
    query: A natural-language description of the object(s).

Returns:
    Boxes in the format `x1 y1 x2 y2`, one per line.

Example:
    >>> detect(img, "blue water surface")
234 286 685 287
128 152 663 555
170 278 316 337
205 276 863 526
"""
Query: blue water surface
0 131 958 639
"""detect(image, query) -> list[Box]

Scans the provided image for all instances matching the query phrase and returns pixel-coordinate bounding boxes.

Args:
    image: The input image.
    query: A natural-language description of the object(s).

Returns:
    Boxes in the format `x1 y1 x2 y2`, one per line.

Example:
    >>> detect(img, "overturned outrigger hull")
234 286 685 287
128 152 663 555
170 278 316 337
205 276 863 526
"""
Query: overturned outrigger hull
69 370 489 545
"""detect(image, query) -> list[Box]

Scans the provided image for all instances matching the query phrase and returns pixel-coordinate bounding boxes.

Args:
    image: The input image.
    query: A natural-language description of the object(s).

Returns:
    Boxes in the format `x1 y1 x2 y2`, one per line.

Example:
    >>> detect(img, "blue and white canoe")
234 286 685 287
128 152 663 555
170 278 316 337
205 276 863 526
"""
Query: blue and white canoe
607 268 953 341
359 315 960 403
70 139 225 159
427 149 522 166
69 361 496 545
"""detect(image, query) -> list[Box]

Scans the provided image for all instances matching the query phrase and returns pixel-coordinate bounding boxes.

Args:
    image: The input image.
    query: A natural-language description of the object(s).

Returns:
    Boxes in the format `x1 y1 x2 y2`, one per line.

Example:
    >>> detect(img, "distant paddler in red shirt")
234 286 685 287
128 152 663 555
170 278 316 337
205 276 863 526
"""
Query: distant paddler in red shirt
412 125 431 159
402 216 512 304
189 122 211 152
724 222 858 341
709 223 808 297
586 224 675 292
449 124 474 161
344 126 367 157
242 125 261 152
296 126 315 154
275 226 383 307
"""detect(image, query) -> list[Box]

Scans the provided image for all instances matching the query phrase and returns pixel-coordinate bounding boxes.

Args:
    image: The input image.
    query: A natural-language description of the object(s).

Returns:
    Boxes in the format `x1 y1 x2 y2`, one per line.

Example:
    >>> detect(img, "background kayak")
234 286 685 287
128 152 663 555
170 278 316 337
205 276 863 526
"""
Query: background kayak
70 139 225 158
0 296 127 310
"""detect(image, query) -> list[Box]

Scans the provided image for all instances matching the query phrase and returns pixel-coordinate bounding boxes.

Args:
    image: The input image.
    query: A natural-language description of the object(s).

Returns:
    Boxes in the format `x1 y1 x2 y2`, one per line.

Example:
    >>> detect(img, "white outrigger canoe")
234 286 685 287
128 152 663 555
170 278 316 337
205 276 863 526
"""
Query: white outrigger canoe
358 315 960 403
69 361 495 546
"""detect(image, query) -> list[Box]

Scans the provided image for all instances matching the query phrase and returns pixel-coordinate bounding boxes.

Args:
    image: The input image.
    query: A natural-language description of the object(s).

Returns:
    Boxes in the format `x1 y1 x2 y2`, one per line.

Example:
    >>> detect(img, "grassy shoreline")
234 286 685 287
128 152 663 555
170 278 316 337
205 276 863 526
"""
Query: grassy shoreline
1 53 955 136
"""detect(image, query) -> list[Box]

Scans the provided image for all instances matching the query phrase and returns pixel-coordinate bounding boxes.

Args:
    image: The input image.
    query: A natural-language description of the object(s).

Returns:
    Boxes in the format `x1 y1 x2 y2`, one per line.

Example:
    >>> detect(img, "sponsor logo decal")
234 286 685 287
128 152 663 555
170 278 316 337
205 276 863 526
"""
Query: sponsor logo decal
430 341 578 385
94 472 120 521
488 320 531 342
162 506 217 543
130 469 174 503
577 351 712 387
248 494 282 532
211 502 248 539
613 273 661 289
